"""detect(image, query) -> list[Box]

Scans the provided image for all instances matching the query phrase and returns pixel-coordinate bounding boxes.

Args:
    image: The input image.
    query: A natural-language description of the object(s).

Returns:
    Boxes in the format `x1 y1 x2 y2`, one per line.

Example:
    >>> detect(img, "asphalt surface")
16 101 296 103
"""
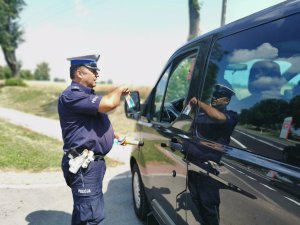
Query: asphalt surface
0 107 148 225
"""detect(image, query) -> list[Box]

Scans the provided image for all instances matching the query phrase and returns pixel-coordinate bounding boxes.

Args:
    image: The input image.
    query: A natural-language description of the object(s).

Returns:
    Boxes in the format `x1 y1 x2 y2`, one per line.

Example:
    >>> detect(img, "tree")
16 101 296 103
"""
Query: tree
290 96 300 129
221 0 227 26
0 0 26 78
187 0 202 41
34 62 50 80
240 99 289 130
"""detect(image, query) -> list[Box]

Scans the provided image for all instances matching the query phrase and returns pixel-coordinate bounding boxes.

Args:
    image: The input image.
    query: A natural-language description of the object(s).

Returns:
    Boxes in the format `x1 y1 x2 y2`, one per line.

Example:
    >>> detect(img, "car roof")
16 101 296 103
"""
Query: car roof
169 0 300 61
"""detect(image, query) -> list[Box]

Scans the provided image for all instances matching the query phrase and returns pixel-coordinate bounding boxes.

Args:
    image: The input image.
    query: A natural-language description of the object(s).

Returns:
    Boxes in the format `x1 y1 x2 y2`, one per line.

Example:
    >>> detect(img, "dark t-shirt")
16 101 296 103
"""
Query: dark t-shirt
58 81 114 155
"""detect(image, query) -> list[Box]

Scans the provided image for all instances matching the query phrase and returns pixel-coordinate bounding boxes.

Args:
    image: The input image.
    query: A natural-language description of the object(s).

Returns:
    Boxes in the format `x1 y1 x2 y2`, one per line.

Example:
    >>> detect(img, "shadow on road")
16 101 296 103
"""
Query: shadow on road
26 210 71 225
23 170 158 225
104 170 159 225
104 170 143 225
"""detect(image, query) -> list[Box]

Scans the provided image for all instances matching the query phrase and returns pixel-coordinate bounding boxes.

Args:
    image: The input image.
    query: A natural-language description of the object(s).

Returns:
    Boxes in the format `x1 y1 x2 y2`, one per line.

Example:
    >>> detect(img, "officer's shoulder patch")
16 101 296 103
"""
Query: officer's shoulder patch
71 86 81 91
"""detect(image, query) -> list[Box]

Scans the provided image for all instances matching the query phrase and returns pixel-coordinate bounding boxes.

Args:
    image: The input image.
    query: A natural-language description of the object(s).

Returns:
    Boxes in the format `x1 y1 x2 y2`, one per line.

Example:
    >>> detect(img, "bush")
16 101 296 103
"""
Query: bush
4 78 27 86
0 66 12 79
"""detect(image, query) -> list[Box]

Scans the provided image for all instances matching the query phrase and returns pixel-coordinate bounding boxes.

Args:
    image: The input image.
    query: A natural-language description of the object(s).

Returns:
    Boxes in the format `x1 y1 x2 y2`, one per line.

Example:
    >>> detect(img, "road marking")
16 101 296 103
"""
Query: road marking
236 130 284 151
284 196 300 206
223 162 235 169
246 175 257 181
230 136 247 149
236 170 245 174
260 183 277 191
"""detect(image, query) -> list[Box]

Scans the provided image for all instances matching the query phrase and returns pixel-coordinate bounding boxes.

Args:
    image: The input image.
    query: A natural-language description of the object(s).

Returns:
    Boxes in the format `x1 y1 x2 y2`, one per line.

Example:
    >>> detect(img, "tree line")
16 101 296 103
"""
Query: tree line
239 97 300 131
0 62 50 80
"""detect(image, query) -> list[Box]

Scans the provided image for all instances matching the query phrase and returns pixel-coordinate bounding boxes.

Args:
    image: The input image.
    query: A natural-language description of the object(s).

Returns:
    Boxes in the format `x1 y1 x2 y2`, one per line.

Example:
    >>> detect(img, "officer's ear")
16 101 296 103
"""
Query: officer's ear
76 69 83 79
224 97 230 105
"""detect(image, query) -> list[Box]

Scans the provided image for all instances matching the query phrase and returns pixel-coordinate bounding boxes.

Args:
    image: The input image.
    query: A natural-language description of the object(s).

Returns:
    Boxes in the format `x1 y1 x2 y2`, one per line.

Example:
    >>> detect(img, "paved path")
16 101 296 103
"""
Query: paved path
0 107 145 225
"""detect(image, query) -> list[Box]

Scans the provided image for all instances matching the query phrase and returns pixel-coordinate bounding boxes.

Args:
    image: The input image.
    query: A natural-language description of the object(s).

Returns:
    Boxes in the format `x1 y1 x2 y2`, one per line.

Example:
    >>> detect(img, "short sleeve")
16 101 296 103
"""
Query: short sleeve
60 92 102 115
225 111 238 127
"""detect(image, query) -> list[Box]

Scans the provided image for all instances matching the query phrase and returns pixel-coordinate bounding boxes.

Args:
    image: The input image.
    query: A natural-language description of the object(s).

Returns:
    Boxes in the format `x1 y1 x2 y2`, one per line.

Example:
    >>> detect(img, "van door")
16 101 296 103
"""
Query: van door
185 13 300 225
137 50 199 224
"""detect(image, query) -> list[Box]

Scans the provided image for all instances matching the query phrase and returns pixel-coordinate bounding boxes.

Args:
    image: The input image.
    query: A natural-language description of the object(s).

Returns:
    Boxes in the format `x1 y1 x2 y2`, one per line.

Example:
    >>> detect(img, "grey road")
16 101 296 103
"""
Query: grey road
0 107 147 225
0 166 145 225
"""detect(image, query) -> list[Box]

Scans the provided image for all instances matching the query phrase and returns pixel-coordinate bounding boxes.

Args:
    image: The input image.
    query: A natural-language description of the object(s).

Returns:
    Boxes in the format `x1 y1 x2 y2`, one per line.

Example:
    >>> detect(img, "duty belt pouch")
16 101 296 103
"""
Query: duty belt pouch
68 149 89 174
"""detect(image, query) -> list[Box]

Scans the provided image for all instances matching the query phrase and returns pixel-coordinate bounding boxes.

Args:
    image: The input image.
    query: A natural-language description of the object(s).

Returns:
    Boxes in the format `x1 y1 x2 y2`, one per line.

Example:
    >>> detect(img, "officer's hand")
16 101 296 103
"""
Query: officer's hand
119 87 130 96
114 133 120 140
189 97 198 106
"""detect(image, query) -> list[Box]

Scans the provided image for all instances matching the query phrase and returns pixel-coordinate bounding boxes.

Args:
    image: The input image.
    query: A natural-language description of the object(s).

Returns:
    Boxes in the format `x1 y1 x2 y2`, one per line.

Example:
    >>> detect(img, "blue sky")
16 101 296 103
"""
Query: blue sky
0 0 285 86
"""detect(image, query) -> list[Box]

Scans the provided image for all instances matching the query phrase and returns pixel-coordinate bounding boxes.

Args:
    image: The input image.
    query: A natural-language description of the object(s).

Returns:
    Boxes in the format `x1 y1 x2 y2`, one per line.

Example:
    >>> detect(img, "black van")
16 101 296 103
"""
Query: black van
125 1 300 224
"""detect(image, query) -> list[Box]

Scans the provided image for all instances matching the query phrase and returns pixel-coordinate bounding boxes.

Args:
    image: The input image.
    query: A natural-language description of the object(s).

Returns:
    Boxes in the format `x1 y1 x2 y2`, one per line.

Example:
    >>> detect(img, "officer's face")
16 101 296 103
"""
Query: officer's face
78 67 99 88
211 96 229 108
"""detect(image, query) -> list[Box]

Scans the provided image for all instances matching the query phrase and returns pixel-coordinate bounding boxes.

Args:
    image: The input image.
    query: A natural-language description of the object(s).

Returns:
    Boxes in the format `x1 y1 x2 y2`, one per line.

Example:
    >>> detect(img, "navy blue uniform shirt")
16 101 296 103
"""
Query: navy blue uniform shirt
195 109 238 145
58 81 114 155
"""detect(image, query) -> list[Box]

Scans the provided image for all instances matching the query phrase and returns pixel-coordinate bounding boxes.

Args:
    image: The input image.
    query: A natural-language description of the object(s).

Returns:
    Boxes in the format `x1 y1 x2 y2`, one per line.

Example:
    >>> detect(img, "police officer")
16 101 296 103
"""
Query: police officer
187 84 237 225
58 54 129 225
190 83 237 145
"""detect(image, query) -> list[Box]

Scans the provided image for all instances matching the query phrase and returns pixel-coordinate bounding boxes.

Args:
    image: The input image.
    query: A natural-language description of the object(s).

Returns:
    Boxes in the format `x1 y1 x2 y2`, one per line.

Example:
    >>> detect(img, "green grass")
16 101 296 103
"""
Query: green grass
0 118 62 171
0 118 122 171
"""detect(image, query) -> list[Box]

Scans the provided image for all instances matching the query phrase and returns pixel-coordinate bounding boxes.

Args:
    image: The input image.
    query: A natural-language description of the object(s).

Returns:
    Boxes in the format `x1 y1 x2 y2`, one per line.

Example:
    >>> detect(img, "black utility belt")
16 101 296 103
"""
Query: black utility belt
66 149 104 161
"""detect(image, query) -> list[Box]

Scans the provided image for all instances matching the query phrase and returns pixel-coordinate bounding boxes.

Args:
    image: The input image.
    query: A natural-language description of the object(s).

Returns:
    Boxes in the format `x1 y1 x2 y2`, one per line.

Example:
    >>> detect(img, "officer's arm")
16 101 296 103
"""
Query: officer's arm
98 87 129 113
189 97 226 122
199 101 226 122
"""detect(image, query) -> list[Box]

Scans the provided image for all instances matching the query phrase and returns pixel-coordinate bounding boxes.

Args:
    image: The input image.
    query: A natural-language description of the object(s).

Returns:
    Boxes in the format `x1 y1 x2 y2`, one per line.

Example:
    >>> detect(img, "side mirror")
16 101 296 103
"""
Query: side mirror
124 91 141 120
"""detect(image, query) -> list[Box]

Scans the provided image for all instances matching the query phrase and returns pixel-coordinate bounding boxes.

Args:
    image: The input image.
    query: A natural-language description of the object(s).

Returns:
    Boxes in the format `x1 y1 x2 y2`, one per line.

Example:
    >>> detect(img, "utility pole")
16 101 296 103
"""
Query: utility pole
221 0 227 26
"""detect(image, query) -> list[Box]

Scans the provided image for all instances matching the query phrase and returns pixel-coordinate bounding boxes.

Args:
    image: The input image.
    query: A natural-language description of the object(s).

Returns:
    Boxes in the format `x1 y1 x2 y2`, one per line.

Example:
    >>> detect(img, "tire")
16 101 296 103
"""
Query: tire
132 163 149 220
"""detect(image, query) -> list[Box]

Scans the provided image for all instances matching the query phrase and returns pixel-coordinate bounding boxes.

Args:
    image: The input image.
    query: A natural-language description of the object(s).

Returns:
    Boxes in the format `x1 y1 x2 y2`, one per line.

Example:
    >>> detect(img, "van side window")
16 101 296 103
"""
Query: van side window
199 14 300 163
152 53 196 123
152 67 170 122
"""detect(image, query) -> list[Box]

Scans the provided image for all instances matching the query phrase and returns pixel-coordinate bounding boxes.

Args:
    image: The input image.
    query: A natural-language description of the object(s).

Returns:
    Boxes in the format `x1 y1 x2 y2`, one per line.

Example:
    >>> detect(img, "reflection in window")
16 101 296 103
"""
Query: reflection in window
199 14 300 165
153 67 170 122
161 54 196 123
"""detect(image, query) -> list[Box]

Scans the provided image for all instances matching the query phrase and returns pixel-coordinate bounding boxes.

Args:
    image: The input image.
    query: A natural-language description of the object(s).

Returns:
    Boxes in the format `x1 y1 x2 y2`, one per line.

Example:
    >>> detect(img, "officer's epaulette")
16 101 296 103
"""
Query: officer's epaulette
71 86 81 91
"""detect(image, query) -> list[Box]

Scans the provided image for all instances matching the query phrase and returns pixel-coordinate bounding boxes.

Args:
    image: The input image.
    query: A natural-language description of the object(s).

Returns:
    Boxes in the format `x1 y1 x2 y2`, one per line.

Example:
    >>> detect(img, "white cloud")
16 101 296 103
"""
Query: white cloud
283 56 300 73
229 43 278 63
251 76 285 89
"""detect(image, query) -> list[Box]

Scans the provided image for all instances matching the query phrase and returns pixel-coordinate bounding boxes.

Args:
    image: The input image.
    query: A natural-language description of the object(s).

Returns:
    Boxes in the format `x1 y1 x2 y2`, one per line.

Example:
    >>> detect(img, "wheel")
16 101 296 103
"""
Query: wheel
132 163 149 220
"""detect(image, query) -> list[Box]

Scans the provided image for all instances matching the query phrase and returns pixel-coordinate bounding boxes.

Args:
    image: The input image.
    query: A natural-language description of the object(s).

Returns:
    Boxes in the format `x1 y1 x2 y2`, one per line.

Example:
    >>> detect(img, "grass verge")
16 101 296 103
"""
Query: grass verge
0 118 122 171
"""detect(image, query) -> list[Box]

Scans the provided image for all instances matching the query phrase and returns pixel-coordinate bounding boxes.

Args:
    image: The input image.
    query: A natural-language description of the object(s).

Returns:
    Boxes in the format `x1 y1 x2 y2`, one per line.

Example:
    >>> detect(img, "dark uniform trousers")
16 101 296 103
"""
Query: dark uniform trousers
62 155 106 225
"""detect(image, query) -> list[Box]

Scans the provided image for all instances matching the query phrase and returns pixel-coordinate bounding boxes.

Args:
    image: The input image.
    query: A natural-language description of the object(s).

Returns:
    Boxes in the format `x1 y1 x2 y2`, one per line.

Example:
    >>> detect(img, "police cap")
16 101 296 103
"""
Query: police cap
213 84 235 99
67 54 100 71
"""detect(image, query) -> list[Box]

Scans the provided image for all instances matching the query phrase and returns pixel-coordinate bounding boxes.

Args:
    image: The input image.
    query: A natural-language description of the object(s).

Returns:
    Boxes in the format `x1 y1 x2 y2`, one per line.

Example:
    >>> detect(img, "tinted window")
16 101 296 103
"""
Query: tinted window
199 14 300 165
